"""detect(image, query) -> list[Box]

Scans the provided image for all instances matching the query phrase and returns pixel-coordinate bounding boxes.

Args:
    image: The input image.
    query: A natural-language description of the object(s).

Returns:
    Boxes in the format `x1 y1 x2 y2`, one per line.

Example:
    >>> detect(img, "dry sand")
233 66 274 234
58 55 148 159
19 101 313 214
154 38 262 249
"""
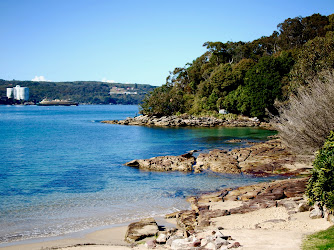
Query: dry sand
208 203 332 250
1 201 332 250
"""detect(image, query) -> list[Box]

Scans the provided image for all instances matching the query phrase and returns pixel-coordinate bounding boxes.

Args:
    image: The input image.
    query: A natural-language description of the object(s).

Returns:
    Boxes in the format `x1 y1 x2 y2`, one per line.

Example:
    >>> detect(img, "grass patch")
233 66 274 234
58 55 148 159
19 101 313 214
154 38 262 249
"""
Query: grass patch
302 226 334 250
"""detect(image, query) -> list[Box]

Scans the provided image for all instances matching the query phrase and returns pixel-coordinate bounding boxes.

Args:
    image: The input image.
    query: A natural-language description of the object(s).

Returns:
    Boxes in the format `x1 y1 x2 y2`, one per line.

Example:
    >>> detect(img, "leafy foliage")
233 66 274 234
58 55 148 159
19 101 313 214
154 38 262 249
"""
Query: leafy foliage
140 13 333 119
306 131 334 211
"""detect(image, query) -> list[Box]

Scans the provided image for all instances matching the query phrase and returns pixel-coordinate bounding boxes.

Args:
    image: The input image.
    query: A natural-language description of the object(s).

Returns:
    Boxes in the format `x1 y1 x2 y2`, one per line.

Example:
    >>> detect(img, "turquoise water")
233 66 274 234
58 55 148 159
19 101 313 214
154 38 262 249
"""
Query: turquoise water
0 105 275 244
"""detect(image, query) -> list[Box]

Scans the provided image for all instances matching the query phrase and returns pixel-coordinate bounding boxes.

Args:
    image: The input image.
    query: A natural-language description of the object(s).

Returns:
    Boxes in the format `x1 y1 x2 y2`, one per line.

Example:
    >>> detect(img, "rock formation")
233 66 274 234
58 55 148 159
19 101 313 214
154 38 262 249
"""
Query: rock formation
102 114 271 128
124 178 328 249
125 139 312 176
125 153 196 172
125 217 159 243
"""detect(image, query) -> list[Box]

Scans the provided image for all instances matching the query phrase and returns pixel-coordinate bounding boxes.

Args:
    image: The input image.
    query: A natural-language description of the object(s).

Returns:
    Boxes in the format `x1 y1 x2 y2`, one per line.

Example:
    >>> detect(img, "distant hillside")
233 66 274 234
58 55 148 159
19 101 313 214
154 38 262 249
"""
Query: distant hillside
0 80 156 104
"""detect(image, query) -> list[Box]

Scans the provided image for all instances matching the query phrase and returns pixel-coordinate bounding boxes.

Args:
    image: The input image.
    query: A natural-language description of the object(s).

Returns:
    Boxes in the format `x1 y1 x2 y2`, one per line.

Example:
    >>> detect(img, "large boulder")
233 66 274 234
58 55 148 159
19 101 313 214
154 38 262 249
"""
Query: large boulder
125 153 195 172
125 218 159 242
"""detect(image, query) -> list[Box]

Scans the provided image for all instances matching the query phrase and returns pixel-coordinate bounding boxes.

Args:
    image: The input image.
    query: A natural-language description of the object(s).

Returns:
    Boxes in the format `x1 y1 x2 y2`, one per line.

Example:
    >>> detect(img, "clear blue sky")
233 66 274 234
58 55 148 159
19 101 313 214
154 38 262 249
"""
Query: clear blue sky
1 0 333 86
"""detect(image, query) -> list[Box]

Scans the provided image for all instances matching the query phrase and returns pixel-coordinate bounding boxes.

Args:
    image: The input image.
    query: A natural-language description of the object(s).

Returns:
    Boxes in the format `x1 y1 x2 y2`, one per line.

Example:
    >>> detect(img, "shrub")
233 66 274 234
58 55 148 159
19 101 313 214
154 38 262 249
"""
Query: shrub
306 131 334 211
272 71 334 154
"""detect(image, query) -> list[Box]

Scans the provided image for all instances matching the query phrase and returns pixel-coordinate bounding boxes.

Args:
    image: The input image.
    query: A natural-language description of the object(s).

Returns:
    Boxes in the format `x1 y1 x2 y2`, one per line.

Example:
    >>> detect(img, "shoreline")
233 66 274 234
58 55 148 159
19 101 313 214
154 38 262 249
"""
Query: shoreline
101 114 273 129
2 135 331 249
0 216 178 250
2 178 332 250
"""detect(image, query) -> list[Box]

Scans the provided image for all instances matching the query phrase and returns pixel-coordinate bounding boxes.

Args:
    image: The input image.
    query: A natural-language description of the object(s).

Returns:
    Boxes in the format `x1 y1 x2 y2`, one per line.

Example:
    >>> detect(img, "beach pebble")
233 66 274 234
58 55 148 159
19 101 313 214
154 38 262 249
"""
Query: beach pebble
156 233 167 244
206 242 217 249
166 235 183 247
214 230 224 239
201 238 208 247
144 239 156 249
309 205 323 219
298 202 311 212
215 237 229 248
170 238 191 250
228 241 241 248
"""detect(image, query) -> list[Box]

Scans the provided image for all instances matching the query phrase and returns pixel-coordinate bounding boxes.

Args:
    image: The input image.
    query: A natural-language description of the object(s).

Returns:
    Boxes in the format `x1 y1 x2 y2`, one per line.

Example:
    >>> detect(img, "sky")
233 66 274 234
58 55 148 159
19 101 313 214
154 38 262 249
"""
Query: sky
0 0 333 86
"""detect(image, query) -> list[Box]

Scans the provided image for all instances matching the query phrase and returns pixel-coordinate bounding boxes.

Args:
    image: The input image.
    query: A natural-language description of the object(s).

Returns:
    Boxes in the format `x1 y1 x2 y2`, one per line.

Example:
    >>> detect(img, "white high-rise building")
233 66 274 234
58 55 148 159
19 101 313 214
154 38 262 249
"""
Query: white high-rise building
6 88 13 99
7 85 29 101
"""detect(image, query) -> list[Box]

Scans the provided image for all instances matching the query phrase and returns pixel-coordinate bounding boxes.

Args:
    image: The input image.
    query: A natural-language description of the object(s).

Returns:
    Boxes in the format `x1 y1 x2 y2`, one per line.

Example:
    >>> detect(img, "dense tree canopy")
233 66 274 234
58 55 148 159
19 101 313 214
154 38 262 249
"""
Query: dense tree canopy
0 80 155 105
140 13 334 119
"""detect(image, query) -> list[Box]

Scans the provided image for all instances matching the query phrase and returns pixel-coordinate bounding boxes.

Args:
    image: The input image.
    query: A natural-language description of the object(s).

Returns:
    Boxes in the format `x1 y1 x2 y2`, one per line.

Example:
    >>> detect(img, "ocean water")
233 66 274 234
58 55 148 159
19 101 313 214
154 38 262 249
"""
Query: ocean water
0 105 276 244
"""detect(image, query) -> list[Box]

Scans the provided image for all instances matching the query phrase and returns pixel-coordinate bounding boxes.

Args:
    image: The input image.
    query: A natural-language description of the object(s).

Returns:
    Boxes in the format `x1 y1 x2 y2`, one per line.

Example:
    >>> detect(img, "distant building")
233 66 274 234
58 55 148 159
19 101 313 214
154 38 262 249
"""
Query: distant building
7 85 29 101
109 86 137 95
6 88 13 99
219 109 229 115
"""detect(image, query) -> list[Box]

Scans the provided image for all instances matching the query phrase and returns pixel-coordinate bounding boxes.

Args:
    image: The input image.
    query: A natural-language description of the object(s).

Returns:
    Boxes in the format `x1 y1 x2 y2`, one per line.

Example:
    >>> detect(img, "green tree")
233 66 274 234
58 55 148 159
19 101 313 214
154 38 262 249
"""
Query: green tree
290 31 334 88
241 54 294 117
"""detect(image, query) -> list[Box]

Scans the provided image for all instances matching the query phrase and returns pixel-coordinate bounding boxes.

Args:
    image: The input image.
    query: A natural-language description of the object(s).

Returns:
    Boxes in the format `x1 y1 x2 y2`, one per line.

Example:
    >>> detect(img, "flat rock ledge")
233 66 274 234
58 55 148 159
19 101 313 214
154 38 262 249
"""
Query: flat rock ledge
125 178 334 249
176 178 310 232
102 114 271 128
125 139 313 176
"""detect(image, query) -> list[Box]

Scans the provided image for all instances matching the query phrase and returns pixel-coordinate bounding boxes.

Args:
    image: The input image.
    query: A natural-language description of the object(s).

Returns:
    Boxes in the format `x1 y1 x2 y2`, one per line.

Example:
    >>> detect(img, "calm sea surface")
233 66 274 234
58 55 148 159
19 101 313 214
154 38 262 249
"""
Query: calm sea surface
0 105 276 244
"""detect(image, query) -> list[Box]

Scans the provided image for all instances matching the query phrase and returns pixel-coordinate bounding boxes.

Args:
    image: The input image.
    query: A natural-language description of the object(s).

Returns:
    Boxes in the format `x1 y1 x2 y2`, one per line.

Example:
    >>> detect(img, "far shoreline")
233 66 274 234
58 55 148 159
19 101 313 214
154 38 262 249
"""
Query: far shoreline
101 114 274 129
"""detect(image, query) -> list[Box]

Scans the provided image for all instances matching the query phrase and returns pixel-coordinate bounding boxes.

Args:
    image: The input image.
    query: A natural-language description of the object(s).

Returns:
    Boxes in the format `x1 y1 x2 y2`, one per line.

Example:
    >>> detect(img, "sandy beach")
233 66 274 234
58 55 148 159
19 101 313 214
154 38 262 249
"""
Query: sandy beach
1 198 332 250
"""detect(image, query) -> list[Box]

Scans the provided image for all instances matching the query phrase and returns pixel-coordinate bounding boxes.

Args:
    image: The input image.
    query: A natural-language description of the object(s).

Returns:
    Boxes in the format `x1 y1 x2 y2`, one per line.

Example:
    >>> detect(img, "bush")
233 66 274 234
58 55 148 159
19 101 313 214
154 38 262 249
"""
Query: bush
272 71 334 154
306 131 334 211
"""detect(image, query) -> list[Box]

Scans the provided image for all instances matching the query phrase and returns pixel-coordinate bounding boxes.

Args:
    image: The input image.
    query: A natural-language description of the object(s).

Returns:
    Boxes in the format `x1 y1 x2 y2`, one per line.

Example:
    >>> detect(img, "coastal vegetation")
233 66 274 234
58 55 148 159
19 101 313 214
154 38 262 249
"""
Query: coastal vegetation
0 80 155 104
307 131 334 211
140 13 334 119
273 72 334 155
302 226 334 250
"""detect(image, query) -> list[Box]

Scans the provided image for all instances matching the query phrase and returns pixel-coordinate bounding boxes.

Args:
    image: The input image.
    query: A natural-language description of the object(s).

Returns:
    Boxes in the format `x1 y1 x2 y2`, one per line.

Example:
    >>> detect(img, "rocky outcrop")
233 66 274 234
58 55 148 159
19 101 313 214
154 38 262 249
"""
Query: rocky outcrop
125 139 312 176
102 114 270 128
194 149 241 174
125 218 240 249
125 217 159 242
125 178 331 249
195 139 312 176
125 153 196 172
175 178 309 232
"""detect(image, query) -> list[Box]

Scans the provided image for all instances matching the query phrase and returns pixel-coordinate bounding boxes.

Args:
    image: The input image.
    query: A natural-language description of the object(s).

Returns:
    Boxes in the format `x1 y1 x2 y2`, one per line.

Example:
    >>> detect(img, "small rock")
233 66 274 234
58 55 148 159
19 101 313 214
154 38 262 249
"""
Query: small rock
309 205 323 219
327 213 334 223
156 233 167 244
144 239 156 249
214 230 224 239
215 237 229 248
171 238 190 250
165 211 179 219
166 235 183 247
228 241 241 248
201 238 208 247
125 218 159 242
190 239 201 247
206 242 217 250
298 202 311 212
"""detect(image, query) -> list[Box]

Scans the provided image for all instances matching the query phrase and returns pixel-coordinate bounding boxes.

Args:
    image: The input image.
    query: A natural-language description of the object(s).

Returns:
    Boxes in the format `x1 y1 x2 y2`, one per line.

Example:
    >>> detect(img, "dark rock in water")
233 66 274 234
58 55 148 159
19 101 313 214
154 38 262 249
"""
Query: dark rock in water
124 139 312 176
125 218 159 242
124 153 196 172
